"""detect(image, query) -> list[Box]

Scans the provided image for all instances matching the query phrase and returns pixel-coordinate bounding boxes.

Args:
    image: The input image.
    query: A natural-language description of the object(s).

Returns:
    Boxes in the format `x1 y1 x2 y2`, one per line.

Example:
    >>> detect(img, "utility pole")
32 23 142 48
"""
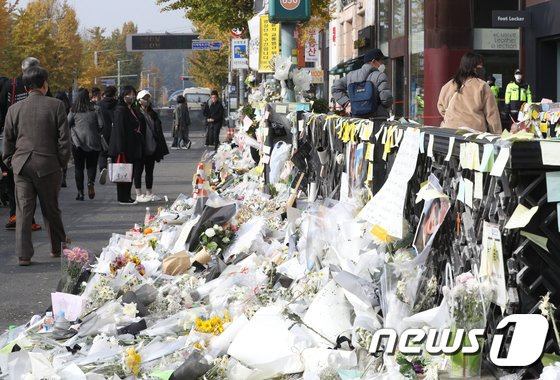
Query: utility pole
117 59 133 93
93 49 114 85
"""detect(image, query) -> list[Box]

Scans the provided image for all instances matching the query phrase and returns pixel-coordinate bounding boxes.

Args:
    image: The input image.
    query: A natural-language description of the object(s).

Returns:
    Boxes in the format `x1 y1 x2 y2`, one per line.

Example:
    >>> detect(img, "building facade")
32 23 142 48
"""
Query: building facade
328 0 536 125
525 0 560 102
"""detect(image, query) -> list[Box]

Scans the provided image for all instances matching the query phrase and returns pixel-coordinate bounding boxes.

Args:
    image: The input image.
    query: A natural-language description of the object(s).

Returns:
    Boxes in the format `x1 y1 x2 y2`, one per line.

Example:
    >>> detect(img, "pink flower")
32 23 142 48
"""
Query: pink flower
456 272 474 285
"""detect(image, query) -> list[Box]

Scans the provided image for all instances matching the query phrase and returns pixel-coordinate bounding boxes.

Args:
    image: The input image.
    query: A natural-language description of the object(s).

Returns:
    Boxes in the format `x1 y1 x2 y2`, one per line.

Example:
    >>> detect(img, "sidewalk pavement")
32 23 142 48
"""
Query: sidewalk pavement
0 129 215 330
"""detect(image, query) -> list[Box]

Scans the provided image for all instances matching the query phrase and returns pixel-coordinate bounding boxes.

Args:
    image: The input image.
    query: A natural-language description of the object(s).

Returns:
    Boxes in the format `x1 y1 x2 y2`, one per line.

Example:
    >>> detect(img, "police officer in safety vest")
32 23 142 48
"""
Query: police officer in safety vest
505 69 532 121
487 76 500 101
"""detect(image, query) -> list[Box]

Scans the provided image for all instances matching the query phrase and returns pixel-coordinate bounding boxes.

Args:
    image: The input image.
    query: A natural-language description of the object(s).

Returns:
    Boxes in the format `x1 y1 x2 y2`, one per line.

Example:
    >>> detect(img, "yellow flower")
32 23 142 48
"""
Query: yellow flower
123 347 141 376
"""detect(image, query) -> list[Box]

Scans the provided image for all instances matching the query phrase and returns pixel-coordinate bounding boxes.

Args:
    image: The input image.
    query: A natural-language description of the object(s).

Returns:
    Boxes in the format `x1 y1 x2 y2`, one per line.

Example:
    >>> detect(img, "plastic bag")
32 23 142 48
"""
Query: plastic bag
269 141 292 184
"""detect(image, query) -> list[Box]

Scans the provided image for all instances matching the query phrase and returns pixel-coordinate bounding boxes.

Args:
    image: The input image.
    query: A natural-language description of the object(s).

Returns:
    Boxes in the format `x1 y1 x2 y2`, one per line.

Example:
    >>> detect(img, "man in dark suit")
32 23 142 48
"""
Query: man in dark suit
2 66 71 266
203 90 224 150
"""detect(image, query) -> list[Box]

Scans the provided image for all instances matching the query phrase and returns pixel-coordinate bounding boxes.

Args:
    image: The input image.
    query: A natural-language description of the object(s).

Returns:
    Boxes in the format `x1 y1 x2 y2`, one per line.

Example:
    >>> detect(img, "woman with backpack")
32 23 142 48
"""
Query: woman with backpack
67 89 104 201
135 90 169 202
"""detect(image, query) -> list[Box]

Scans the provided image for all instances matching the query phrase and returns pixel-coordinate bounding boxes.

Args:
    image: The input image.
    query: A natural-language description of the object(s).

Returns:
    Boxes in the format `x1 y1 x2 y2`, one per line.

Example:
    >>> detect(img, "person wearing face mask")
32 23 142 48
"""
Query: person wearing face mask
134 90 169 202
2 66 71 266
437 52 502 134
332 48 393 118
487 76 500 101
505 69 532 125
109 86 145 204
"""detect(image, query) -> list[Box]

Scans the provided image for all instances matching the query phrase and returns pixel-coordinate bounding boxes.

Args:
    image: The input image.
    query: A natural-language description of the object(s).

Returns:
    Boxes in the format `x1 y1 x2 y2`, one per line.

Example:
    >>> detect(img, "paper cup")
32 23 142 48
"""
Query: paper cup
193 248 211 265
317 147 329 165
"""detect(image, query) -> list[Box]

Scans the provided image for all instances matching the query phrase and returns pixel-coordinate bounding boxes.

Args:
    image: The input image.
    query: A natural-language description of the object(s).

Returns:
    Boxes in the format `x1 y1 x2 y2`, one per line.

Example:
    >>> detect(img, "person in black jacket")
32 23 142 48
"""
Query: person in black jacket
108 86 145 205
97 86 118 184
203 90 224 150
0 57 43 231
54 91 71 188
135 90 169 202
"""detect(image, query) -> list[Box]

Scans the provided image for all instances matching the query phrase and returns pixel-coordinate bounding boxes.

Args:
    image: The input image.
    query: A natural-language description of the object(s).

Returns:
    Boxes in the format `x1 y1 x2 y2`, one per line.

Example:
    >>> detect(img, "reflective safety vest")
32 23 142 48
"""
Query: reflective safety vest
505 81 532 113
490 85 500 100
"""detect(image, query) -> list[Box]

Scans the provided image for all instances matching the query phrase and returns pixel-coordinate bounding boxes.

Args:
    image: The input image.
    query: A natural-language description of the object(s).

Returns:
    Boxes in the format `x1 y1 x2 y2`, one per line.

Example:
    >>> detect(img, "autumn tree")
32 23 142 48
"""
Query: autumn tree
10 0 82 90
157 0 254 33
79 27 117 89
108 22 143 90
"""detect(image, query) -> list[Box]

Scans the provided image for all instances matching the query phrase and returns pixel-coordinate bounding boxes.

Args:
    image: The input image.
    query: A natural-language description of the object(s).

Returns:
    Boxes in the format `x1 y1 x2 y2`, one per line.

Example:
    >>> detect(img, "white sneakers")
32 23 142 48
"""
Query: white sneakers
135 193 162 203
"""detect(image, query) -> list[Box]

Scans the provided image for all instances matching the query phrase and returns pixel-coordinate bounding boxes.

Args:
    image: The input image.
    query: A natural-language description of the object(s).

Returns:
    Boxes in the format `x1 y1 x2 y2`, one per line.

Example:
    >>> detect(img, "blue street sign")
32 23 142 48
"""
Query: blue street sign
192 40 223 51
100 79 116 85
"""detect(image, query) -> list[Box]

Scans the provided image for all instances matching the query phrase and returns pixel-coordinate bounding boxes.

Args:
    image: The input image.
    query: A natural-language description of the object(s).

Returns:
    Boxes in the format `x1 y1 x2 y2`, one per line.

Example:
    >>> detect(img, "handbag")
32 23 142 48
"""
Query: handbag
108 154 133 183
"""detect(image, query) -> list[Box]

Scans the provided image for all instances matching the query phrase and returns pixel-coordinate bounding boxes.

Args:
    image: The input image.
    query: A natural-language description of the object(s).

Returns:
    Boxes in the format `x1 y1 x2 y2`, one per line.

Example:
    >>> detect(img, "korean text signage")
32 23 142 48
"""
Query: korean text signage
232 39 249 70
305 29 320 63
492 10 530 28
258 15 280 73
269 0 310 22
473 28 520 51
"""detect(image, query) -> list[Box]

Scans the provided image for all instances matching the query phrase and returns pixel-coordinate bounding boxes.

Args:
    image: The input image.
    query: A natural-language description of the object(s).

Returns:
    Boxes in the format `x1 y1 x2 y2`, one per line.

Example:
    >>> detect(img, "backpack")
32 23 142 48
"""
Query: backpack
348 80 379 116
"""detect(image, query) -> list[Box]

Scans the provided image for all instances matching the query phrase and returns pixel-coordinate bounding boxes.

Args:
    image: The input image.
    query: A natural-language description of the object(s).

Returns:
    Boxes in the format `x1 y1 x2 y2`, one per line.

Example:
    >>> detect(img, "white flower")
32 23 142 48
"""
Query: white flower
465 278 479 293
222 237 230 244
123 303 138 318
213 224 220 230
205 228 216 238
539 362 560 380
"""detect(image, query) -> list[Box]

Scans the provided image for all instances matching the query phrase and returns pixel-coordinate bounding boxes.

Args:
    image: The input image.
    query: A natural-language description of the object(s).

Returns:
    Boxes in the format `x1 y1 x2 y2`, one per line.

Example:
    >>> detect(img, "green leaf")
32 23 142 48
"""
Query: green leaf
542 353 560 367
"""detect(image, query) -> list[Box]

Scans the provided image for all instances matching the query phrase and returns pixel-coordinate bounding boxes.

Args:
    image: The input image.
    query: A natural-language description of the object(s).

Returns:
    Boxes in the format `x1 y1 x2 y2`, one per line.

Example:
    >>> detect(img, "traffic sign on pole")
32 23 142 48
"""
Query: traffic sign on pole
191 40 223 51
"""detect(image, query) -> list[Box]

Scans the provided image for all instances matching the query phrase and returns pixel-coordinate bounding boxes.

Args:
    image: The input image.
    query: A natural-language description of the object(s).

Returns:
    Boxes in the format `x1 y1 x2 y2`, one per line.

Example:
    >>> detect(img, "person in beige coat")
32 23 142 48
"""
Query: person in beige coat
437 52 502 134
2 66 71 266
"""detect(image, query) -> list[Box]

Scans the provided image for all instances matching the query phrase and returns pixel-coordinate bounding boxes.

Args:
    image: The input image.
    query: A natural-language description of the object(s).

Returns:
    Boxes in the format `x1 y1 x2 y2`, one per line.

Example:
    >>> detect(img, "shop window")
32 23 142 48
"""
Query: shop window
392 0 405 38
378 0 390 54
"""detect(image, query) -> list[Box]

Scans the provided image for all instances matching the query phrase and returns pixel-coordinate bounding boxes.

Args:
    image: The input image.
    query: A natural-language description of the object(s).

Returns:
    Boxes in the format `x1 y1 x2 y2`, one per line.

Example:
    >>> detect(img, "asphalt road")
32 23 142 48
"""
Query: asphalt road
0 128 210 330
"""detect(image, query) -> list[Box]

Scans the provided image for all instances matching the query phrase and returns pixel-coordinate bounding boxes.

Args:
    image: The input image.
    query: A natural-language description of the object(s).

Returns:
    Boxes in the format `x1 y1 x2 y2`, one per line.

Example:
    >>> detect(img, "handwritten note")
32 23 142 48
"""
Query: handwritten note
546 172 560 202
457 178 465 204
275 104 287 114
51 292 86 322
481 222 507 311
541 141 560 166
427 134 434 158
242 115 253 131
520 231 549 253
358 128 420 239
479 144 495 173
464 178 474 208
505 204 539 229
490 147 510 177
474 172 484 199
445 137 455 161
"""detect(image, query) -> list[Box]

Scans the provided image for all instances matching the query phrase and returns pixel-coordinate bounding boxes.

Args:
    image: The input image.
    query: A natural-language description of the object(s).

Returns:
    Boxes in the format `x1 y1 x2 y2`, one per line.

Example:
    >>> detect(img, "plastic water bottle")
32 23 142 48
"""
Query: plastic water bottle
43 312 54 331
54 311 71 331
144 207 151 226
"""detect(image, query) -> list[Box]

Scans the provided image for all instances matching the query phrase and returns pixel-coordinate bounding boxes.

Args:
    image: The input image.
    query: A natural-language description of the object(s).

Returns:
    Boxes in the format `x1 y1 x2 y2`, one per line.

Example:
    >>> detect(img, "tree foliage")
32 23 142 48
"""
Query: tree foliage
9 0 82 90
157 0 254 33
79 22 143 90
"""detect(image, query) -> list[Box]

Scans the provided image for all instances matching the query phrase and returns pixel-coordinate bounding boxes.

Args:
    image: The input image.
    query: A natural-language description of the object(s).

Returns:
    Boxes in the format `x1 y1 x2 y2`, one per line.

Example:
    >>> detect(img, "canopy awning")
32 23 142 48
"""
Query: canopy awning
328 56 364 76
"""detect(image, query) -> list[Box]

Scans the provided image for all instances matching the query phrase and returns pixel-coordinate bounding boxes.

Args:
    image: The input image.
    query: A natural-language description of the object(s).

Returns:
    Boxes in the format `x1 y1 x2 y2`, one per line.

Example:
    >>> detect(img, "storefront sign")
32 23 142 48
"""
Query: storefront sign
258 15 280 73
305 29 320 63
492 10 530 28
473 28 520 51
308 69 324 84
231 39 249 70
269 0 310 22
